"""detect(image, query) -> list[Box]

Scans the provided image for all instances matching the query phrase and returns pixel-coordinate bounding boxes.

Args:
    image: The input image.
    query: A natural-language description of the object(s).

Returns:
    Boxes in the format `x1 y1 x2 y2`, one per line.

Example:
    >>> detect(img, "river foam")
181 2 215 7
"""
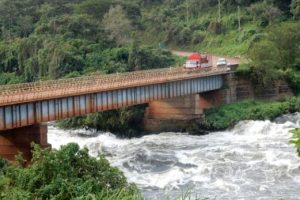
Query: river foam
48 113 300 199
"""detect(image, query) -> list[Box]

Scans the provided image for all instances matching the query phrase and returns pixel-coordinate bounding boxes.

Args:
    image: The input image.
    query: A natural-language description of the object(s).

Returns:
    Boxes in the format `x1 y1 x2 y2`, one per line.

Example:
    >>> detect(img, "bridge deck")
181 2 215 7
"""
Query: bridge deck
0 67 228 106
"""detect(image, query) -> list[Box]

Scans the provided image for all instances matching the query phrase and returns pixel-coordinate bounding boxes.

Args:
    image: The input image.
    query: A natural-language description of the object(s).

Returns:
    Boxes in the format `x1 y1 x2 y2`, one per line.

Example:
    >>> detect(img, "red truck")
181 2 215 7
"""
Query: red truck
184 53 211 69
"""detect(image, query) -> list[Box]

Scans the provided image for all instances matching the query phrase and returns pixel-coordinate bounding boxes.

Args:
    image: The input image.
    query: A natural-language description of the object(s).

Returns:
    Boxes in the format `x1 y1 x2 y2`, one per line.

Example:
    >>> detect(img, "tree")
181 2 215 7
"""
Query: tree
267 22 300 69
247 22 300 87
0 0 19 39
187 0 218 18
102 5 133 46
248 1 282 26
128 40 141 71
248 40 280 87
291 0 300 19
272 0 292 15
74 0 113 19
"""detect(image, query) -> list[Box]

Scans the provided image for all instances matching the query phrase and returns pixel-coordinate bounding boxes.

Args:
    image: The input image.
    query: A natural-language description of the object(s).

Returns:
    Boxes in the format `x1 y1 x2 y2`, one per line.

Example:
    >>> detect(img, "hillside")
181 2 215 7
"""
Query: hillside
137 0 298 55
0 0 299 84
135 0 300 94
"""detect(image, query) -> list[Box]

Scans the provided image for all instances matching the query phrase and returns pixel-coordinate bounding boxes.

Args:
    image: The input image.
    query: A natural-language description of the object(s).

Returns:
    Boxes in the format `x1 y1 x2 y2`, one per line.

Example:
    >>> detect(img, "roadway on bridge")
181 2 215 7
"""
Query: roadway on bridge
0 50 241 107
171 50 241 66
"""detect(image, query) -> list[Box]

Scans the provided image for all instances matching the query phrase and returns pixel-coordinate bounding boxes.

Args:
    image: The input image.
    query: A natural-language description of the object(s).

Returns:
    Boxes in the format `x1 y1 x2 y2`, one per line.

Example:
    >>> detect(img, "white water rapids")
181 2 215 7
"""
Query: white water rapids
48 113 300 200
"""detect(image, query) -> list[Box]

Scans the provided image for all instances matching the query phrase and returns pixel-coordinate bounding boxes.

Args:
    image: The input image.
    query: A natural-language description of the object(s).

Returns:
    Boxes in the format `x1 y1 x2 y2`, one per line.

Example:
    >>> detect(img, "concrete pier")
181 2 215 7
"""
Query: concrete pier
143 90 228 133
0 124 50 162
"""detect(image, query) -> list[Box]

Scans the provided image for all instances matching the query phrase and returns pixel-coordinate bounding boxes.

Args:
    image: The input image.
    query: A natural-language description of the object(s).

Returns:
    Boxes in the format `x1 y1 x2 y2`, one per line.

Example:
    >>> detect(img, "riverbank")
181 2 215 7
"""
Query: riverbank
202 97 300 131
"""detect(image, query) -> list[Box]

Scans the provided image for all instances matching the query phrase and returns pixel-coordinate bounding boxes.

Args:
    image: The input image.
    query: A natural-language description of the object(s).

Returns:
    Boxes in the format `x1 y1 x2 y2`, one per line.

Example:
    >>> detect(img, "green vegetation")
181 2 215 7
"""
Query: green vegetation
0 0 181 136
0 143 140 200
245 22 300 90
291 128 300 157
1 0 300 198
57 105 146 138
203 97 300 130
138 0 300 92
1 0 298 82
1 0 300 134
138 0 297 55
0 0 179 83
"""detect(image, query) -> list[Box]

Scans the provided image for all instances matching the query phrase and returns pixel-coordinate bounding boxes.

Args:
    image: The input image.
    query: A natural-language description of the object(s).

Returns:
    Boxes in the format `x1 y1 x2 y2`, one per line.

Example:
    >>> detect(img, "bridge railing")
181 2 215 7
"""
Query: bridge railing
0 67 228 106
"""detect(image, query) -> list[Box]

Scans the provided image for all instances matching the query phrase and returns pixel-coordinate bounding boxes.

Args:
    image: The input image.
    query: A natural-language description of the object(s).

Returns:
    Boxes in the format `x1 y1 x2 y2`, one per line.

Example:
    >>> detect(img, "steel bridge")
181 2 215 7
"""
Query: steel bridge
0 67 229 131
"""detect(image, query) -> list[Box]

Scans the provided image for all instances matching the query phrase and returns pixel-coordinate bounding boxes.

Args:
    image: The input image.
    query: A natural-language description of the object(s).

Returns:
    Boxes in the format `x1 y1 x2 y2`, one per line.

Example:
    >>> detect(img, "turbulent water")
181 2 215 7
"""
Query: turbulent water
48 113 300 200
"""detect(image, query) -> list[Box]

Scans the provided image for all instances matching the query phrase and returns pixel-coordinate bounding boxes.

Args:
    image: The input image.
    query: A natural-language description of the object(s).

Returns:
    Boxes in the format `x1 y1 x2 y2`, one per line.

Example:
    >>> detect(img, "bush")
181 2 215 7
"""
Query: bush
247 1 282 26
235 28 256 43
291 128 300 157
177 27 192 45
58 105 147 138
0 72 24 85
208 21 223 34
203 98 300 130
290 0 300 20
235 63 251 77
192 31 206 45
286 71 300 95
0 143 140 200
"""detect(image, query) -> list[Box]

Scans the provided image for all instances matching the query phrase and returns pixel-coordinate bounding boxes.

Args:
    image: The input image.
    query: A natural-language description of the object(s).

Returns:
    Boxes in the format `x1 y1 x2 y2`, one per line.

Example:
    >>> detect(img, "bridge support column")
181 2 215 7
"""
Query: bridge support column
144 95 203 133
0 124 50 162
199 90 224 109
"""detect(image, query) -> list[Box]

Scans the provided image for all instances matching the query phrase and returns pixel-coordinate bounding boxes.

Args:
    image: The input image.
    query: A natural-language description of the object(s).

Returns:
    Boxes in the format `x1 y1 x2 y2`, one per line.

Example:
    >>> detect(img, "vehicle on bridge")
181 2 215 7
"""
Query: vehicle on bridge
216 58 228 67
216 57 232 71
184 53 212 69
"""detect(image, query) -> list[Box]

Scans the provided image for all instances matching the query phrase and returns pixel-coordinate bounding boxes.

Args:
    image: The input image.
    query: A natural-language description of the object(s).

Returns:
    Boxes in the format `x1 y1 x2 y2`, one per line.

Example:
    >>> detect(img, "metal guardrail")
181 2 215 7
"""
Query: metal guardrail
0 67 229 106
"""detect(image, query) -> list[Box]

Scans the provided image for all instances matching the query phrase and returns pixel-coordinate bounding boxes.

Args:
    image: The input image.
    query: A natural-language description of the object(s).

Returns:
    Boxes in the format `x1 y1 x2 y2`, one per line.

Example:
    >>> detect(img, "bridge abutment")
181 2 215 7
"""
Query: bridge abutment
144 90 222 132
0 124 50 162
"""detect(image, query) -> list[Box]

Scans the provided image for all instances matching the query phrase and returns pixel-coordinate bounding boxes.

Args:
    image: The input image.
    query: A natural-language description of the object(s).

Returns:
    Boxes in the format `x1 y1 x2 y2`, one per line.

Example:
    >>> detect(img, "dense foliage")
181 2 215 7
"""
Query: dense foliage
0 0 180 135
2 0 300 198
0 0 177 83
0 0 299 81
243 22 300 89
291 128 300 157
136 0 300 91
203 97 300 130
137 0 297 54
58 105 146 138
0 143 141 200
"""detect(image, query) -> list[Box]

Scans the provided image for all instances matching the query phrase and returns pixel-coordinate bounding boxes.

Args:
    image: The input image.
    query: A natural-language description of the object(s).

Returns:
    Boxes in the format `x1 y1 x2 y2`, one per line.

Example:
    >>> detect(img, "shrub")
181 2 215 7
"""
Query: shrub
203 98 300 130
286 71 300 95
0 143 140 200
290 0 300 20
247 1 282 26
192 31 206 45
290 128 300 157
235 63 251 77
208 21 223 34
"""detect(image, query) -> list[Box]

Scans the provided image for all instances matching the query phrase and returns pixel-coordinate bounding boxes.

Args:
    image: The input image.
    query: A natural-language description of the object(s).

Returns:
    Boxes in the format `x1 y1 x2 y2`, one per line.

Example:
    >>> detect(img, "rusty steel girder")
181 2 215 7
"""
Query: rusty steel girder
0 67 228 106
0 74 225 131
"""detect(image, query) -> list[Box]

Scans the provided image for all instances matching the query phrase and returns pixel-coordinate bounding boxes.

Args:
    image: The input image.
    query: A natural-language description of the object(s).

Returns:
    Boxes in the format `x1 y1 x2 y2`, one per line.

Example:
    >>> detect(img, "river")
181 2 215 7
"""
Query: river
48 113 300 200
